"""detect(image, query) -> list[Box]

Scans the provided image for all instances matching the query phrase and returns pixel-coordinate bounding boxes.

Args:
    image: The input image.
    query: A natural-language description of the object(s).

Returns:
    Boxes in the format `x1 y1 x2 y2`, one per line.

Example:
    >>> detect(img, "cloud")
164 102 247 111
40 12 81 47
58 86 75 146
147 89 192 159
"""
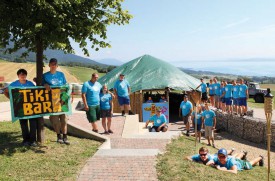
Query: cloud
222 18 250 29
221 24 275 40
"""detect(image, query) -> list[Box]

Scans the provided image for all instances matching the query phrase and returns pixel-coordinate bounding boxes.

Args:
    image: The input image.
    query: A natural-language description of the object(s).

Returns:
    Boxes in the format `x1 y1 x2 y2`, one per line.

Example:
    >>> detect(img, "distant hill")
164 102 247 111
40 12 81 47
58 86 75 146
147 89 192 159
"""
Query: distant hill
96 58 124 66
0 47 108 67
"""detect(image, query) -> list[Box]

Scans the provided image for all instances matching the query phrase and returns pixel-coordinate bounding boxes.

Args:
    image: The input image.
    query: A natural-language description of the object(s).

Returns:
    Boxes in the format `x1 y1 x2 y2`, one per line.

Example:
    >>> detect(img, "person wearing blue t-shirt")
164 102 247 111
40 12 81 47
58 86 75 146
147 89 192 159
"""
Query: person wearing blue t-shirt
208 79 215 107
191 105 203 142
114 73 135 116
207 148 264 174
195 78 208 103
187 147 214 165
202 103 216 148
232 80 240 115
42 58 70 145
146 96 153 103
238 79 249 116
4 69 37 147
213 77 221 109
220 81 226 112
222 82 233 114
100 85 113 134
144 108 168 132
82 73 102 133
159 95 167 102
179 95 193 136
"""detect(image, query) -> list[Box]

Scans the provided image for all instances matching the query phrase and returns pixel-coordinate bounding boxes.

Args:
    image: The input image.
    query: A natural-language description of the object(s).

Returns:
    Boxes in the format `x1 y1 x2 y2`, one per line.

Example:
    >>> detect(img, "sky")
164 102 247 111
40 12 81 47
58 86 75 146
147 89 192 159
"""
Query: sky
71 0 275 64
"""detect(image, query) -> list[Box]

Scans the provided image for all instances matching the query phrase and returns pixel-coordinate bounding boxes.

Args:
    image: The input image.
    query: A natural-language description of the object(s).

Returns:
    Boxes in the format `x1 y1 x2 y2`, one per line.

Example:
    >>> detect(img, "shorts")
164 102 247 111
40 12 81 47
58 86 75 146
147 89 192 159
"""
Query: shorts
233 98 239 106
150 125 168 132
195 124 202 132
101 109 112 118
201 92 208 101
50 114 67 131
236 159 253 170
86 105 100 123
209 94 214 97
205 126 214 138
118 96 130 106
238 97 247 106
182 115 191 125
225 98 232 105
220 97 225 103
214 95 220 103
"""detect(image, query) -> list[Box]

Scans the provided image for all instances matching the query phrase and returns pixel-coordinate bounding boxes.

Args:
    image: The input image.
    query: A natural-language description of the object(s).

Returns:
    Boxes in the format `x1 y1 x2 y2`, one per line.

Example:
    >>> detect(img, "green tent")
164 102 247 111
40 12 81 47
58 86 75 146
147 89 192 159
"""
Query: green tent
98 54 201 92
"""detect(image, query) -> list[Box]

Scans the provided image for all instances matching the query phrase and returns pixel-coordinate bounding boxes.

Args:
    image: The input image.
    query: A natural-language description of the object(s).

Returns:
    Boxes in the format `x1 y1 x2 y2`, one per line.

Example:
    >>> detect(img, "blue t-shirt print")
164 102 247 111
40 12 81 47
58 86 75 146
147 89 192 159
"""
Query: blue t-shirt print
202 110 216 126
9 80 35 87
239 84 248 98
201 83 207 93
100 93 112 110
192 111 202 125
180 101 193 116
82 81 102 106
149 114 167 127
42 71 67 86
114 79 130 97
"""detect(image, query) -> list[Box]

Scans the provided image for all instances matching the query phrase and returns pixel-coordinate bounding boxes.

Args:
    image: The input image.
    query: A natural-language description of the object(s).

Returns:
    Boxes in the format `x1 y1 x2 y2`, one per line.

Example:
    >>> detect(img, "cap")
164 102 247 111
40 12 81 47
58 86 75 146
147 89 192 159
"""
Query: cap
183 95 188 98
218 148 228 156
49 58 57 64
120 73 125 76
200 78 204 80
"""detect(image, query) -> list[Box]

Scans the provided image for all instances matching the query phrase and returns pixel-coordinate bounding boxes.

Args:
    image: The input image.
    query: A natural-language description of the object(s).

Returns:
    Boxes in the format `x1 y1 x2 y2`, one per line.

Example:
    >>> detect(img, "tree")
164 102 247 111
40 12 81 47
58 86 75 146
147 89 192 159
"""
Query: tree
0 0 132 143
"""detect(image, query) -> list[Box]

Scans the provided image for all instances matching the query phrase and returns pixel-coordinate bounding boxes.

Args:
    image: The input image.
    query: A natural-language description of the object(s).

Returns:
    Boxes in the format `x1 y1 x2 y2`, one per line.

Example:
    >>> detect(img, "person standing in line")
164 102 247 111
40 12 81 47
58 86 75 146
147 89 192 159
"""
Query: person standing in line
82 73 102 133
202 103 216 148
191 104 203 142
195 78 208 104
208 79 215 107
232 80 240 115
100 84 114 134
114 73 135 116
213 77 221 109
42 58 70 145
5 69 38 146
220 81 226 112
223 81 233 114
179 95 193 136
238 79 249 116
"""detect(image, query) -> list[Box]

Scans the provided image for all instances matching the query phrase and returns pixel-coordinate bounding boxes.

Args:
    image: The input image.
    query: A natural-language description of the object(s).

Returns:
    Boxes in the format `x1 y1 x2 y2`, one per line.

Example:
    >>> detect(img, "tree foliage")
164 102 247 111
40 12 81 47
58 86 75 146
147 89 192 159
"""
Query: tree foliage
0 0 132 56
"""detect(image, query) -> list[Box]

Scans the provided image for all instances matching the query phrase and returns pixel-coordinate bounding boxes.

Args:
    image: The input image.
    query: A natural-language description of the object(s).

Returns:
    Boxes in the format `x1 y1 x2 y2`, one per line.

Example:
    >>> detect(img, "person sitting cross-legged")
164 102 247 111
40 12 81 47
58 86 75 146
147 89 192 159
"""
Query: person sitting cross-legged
206 148 264 174
144 108 168 132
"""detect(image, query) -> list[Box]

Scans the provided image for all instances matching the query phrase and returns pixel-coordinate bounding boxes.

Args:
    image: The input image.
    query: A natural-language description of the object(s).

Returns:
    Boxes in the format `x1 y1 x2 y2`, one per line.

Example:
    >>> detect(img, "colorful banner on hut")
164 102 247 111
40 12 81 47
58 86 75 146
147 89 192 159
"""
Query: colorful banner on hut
142 103 169 123
9 85 72 122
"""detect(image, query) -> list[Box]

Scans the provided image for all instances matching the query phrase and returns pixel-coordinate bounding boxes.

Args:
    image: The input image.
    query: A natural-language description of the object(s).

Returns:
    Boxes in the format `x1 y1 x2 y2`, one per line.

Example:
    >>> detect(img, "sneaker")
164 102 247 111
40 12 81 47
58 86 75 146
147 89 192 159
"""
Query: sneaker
92 129 98 133
207 143 211 146
128 111 135 115
242 151 248 160
212 144 216 148
122 110 125 116
230 148 235 155
57 134 64 144
108 130 114 134
30 142 38 147
22 141 30 146
259 155 264 166
63 138 70 145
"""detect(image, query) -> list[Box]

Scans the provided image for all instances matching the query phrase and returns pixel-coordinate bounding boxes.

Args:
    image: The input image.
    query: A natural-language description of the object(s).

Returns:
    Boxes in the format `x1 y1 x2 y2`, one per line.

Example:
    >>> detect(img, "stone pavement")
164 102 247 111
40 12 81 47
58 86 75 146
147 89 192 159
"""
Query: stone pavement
71 111 182 181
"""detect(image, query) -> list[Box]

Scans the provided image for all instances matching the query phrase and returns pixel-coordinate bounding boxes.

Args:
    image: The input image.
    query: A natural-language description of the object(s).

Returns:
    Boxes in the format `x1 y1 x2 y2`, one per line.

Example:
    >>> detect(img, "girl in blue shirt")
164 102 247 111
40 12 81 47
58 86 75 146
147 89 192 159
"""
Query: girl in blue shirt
191 105 203 142
100 85 113 134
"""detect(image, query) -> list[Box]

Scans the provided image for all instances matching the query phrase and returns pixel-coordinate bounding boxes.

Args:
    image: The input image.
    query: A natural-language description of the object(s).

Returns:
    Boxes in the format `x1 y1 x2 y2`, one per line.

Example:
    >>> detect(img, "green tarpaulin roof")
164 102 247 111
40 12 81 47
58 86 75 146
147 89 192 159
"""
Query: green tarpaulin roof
98 55 201 93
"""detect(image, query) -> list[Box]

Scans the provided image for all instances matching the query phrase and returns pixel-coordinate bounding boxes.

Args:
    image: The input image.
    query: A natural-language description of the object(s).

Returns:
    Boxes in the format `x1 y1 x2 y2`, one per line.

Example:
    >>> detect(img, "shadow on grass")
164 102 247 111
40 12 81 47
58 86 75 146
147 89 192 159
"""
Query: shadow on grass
0 131 46 156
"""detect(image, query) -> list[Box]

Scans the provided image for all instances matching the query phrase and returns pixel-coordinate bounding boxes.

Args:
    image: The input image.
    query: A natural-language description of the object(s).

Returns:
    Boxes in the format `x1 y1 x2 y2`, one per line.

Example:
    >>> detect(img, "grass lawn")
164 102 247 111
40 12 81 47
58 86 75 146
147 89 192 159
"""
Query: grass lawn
248 84 275 109
63 66 106 83
156 135 275 181
0 121 101 180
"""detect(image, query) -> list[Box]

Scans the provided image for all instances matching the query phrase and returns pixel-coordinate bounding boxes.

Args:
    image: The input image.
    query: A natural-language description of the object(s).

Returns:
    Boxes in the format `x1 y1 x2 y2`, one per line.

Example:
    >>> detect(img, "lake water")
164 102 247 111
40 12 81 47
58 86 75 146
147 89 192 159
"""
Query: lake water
172 60 275 77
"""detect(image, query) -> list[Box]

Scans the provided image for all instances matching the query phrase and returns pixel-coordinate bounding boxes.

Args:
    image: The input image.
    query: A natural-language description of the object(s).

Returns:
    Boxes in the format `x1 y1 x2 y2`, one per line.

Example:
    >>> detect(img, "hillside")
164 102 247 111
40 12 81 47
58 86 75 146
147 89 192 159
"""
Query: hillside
0 61 80 83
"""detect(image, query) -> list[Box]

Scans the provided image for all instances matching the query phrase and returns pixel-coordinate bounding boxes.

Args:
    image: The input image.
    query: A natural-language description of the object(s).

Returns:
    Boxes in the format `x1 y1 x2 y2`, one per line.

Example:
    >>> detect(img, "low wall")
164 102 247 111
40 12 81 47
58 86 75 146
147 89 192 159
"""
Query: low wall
215 110 275 147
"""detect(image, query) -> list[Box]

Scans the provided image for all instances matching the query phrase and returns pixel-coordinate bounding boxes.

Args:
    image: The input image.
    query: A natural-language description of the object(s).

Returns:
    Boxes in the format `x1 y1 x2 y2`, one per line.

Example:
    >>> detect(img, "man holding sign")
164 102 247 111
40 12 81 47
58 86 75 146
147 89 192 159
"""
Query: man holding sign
42 58 70 145
4 69 37 146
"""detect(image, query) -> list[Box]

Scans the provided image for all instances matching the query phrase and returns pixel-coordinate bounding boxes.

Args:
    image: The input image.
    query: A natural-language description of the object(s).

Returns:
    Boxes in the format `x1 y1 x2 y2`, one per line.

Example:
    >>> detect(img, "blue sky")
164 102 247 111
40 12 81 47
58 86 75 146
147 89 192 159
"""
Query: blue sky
72 0 275 62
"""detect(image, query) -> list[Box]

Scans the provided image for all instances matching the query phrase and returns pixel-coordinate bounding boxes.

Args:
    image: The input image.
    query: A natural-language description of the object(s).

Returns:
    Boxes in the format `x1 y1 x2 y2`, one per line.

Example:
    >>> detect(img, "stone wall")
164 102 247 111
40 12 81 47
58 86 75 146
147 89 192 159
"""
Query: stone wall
215 110 275 147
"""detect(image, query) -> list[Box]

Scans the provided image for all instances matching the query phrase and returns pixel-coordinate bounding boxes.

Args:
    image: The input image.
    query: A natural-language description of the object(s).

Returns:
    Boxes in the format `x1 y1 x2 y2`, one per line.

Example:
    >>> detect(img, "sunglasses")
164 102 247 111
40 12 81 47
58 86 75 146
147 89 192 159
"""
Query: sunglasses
199 153 207 156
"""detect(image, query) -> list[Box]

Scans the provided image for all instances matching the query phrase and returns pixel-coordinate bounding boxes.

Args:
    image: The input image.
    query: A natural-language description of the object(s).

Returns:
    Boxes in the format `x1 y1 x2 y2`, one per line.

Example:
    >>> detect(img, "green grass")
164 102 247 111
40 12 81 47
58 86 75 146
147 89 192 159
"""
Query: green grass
248 84 275 109
156 136 275 181
63 66 106 83
0 121 101 180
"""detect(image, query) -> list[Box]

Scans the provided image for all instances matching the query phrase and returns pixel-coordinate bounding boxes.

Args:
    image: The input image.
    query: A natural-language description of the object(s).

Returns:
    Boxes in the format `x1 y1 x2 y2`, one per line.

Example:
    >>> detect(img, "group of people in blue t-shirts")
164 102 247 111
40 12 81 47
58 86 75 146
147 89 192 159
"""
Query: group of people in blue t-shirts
187 147 264 174
145 95 167 103
197 77 249 116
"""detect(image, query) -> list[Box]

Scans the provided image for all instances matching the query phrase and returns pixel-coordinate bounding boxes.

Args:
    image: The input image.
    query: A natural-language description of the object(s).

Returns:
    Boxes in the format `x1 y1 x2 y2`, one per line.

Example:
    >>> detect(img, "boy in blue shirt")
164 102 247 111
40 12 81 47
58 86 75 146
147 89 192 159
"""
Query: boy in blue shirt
202 103 216 148
179 95 193 136
239 79 249 116
4 69 37 146
144 108 168 132
213 77 221 109
195 78 208 104
42 58 70 145
232 80 240 115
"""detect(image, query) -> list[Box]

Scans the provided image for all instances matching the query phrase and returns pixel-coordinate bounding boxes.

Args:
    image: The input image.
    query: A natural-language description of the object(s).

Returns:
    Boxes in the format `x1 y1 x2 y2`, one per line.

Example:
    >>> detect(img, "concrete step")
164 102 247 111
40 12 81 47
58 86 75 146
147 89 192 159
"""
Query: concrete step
94 148 161 156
